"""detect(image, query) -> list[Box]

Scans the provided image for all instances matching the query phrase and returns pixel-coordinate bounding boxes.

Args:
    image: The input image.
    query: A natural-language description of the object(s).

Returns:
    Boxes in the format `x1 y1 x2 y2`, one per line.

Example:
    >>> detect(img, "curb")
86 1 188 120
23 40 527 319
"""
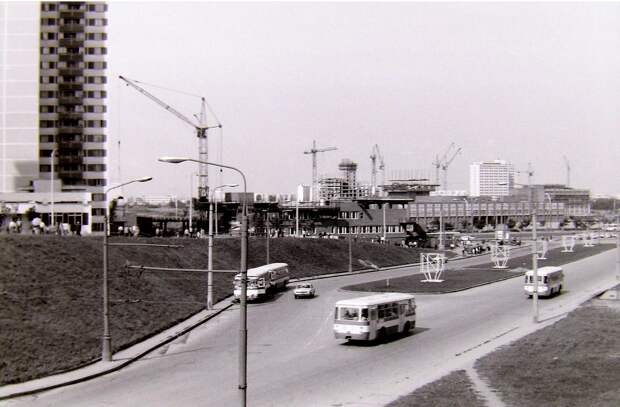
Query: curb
0 303 233 401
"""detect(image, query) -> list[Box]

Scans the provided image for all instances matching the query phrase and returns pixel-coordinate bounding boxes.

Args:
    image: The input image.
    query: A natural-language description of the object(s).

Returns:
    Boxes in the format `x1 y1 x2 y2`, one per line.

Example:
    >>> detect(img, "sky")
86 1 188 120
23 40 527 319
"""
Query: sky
106 1 620 199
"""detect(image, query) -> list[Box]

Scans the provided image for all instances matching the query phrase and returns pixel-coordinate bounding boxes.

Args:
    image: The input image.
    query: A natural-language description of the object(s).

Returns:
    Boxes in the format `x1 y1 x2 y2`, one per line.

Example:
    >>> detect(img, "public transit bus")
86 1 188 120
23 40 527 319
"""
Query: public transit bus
233 263 290 301
524 266 564 298
334 293 416 342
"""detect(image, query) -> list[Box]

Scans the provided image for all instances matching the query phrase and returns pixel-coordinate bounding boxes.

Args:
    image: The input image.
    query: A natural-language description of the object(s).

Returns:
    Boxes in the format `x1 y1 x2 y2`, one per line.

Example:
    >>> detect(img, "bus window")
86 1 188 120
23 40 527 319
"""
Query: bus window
361 308 369 321
340 307 359 321
370 309 377 320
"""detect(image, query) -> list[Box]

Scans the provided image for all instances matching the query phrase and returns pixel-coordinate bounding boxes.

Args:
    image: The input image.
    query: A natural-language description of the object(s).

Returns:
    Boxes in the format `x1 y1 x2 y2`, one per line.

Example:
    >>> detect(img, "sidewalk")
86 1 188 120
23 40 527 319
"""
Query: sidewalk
0 298 235 401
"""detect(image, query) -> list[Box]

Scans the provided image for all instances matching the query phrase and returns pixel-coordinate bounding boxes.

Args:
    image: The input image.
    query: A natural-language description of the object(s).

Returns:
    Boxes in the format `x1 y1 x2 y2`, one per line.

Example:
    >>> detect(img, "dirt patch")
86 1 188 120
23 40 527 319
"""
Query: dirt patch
386 369 485 407
0 234 437 385
343 244 614 294
475 297 620 407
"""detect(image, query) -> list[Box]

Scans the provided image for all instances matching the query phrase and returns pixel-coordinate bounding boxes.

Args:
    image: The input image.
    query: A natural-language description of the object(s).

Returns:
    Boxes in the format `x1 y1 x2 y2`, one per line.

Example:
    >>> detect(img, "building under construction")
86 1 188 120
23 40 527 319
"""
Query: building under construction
318 159 371 201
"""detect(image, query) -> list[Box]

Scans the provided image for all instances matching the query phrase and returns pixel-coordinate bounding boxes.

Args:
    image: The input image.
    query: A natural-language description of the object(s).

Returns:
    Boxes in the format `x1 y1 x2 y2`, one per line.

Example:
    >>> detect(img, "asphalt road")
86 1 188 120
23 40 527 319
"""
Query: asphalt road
7 245 618 407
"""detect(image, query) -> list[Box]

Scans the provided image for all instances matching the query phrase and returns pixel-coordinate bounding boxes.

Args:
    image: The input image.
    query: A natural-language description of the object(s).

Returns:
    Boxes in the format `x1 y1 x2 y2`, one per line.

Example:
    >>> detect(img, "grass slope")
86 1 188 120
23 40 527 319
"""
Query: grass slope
386 370 485 407
476 300 620 407
0 235 431 385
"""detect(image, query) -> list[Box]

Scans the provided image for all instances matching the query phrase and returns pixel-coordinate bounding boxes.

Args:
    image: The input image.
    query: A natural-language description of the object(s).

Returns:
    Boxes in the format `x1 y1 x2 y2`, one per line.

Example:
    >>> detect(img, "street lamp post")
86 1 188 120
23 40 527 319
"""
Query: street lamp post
438 202 445 250
500 165 538 322
208 183 238 309
159 157 248 407
50 149 57 231
528 167 539 323
382 201 387 243
102 176 152 362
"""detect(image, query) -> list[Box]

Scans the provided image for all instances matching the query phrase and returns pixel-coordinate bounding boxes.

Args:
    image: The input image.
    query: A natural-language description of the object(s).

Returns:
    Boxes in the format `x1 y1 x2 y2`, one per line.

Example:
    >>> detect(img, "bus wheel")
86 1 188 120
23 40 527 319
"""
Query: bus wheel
377 328 386 343
403 322 411 334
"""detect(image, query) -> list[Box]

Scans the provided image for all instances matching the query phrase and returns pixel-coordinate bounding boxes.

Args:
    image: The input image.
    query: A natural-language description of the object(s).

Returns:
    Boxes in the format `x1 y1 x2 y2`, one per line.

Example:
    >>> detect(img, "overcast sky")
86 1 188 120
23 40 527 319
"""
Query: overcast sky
106 1 620 199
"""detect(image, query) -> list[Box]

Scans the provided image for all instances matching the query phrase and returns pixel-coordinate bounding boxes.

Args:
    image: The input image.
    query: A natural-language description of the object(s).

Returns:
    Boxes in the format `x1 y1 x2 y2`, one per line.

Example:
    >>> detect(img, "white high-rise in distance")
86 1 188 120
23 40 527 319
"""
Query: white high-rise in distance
469 160 514 197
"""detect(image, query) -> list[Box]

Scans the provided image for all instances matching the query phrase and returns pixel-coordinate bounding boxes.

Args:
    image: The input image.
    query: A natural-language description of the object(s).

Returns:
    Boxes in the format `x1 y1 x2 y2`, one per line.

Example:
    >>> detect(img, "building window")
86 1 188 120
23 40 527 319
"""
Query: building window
87 179 107 187
40 32 58 40
91 208 106 216
40 106 56 113
39 165 51 173
85 149 106 157
87 4 108 12
92 223 104 232
85 134 106 142
84 105 106 113
86 32 108 41
86 61 107 69
41 18 57 25
41 3 57 11
86 164 106 172
92 193 105 202
40 135 55 142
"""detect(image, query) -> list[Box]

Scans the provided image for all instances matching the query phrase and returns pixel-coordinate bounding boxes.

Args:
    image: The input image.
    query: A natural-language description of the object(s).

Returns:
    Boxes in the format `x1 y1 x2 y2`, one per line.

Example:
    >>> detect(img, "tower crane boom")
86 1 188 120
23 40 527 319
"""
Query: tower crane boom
304 140 337 202
119 75 221 200
432 142 455 185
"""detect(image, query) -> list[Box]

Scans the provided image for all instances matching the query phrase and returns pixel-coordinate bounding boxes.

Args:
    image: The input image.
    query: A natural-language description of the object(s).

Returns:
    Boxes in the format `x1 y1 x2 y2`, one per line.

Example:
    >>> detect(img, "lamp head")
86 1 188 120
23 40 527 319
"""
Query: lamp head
158 157 190 164
137 177 153 183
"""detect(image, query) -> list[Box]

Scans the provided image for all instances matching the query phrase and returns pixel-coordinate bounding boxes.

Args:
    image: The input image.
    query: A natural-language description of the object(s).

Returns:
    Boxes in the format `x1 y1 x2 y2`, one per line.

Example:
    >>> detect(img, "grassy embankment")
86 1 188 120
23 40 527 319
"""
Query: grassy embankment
0 234 433 385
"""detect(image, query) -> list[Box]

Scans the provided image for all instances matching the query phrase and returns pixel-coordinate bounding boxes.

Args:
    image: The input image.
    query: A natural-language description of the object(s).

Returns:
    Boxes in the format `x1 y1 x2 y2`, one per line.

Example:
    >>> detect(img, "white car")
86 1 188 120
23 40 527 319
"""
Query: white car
294 283 316 299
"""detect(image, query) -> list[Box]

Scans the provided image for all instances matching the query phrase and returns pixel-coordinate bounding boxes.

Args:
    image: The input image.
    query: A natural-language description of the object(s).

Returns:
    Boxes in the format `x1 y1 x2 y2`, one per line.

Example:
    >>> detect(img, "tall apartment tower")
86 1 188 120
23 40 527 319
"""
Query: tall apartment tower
39 2 108 232
469 160 514 197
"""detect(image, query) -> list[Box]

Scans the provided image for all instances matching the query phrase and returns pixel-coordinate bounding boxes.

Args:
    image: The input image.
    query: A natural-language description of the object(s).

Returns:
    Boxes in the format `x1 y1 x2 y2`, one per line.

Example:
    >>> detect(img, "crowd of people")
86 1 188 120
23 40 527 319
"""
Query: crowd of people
4 217 82 236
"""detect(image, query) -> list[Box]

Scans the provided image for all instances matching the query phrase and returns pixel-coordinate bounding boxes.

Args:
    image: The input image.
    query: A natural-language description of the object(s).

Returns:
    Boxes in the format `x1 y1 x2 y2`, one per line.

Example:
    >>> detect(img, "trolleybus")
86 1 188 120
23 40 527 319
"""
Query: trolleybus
233 263 290 301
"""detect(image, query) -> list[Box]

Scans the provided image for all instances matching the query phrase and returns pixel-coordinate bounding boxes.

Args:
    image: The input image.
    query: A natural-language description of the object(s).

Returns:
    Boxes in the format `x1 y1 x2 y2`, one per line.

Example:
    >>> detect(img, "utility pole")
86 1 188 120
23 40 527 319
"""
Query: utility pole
304 140 337 202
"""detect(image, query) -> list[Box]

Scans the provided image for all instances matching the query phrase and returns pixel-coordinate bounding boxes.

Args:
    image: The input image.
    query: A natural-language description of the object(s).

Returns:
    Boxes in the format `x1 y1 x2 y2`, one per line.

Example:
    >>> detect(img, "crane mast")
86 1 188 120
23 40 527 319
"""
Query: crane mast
563 155 570 187
441 146 462 191
370 144 385 196
304 140 337 202
119 75 221 200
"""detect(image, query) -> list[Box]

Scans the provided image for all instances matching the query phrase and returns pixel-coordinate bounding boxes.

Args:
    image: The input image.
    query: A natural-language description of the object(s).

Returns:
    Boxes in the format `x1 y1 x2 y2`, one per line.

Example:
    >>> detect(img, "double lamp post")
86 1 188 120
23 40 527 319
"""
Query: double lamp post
159 157 249 407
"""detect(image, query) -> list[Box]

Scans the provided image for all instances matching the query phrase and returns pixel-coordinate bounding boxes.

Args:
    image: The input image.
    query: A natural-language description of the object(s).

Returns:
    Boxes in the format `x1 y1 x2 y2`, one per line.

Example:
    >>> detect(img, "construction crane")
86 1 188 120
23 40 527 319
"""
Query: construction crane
441 146 462 191
370 144 385 196
119 75 221 201
432 142 455 186
563 155 570 187
304 140 337 202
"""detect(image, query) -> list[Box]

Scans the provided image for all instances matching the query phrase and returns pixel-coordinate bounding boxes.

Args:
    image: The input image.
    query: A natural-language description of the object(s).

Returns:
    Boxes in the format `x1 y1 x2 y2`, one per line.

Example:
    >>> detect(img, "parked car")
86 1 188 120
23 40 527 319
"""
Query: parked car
294 283 316 299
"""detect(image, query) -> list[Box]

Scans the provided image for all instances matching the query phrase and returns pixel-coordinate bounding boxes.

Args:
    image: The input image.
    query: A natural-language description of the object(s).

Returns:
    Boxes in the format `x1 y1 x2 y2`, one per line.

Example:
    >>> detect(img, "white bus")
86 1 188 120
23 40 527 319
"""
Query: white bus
233 263 290 301
334 293 416 342
524 266 564 298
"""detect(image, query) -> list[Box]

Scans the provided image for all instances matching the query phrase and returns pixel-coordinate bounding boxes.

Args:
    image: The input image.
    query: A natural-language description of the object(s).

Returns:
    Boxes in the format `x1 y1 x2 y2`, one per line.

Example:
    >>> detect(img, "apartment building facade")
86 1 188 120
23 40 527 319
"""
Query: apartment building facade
0 2 108 234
